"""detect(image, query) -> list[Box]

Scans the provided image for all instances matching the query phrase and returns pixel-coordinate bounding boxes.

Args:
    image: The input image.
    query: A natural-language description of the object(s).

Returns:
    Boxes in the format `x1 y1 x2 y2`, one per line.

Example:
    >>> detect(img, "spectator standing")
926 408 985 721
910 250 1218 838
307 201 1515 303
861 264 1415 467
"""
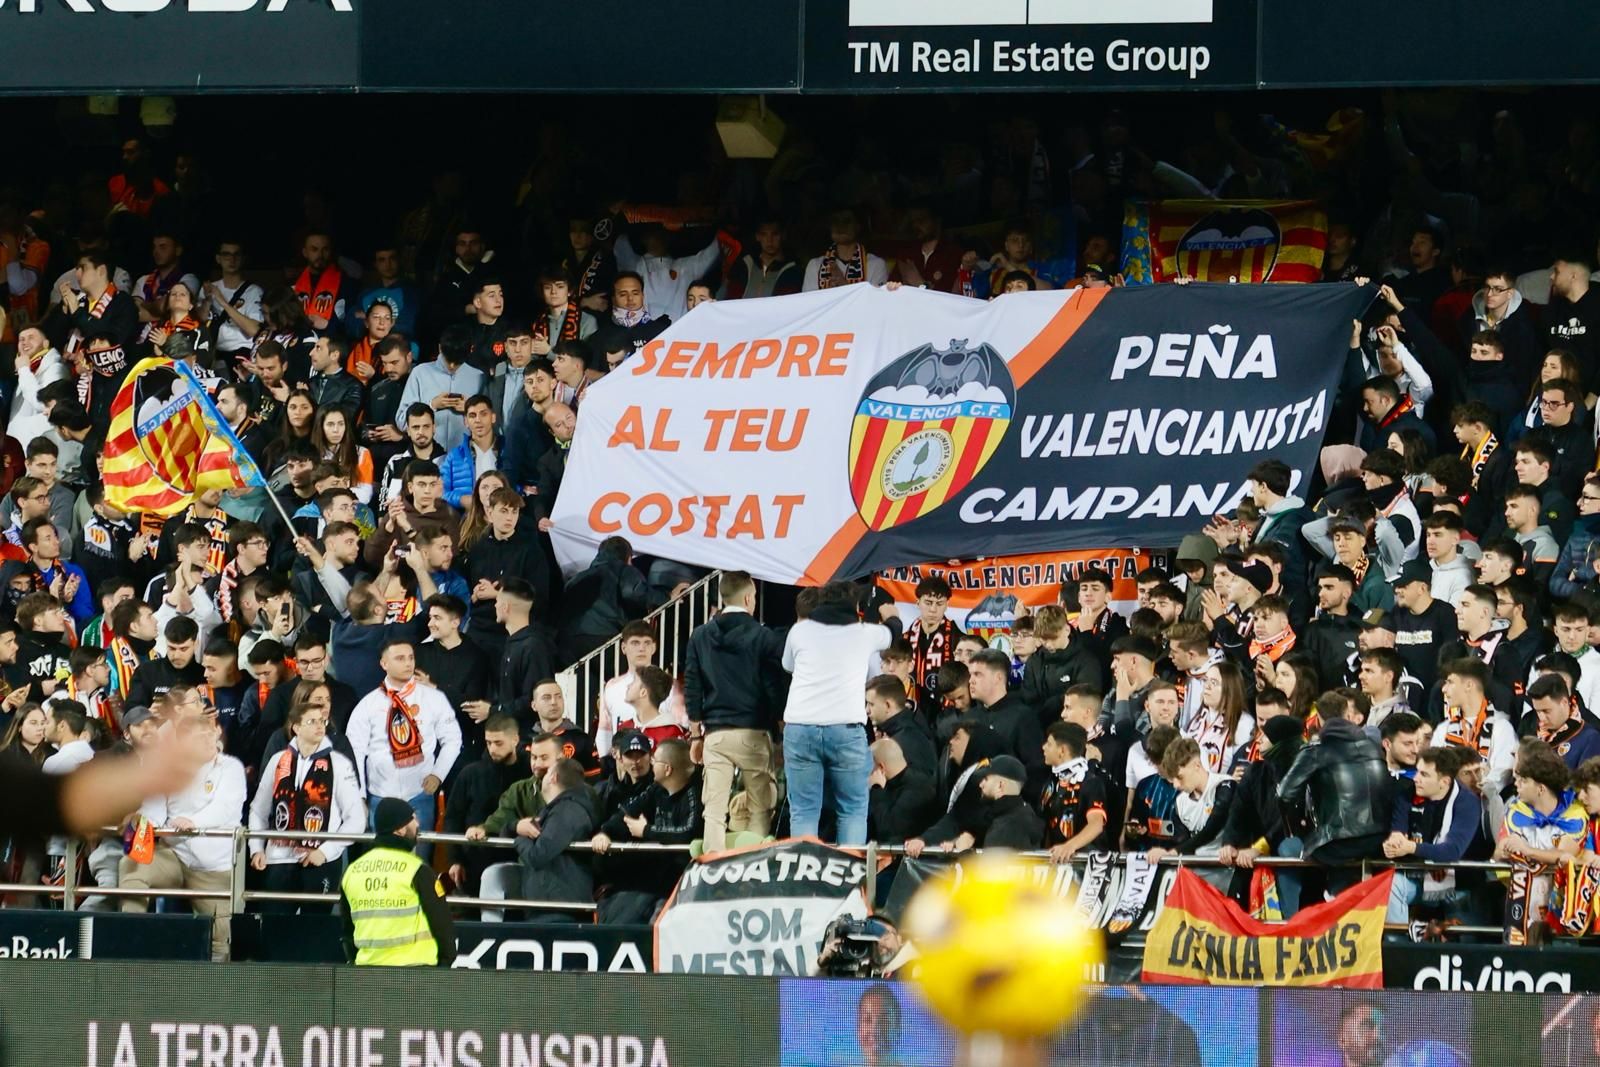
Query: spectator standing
781 582 891 844
344 640 461 849
246 696 364 913
681 571 787 854
1277 714 1390 895
867 737 937 845
514 757 597 922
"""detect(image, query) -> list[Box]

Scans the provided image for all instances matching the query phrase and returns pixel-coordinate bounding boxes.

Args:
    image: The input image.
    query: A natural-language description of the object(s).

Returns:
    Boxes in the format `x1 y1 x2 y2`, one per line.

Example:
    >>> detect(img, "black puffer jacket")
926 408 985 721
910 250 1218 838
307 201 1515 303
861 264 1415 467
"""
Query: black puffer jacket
1275 717 1389 855
1019 641 1106 727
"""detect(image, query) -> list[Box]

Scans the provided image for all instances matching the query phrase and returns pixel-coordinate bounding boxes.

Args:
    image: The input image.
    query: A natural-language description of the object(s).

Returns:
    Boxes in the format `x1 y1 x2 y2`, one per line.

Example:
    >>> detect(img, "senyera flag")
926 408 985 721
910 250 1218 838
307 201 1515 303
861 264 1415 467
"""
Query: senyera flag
103 358 265 515
1122 199 1327 286
1141 867 1391 988
549 283 1372 585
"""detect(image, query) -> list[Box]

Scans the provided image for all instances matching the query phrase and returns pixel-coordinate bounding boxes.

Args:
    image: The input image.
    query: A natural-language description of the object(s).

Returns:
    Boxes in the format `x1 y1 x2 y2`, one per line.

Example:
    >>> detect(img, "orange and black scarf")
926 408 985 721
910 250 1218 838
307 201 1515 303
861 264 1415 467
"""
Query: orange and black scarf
535 298 583 344
1461 431 1498 490
817 242 866 289
1442 699 1493 755
386 684 424 768
269 746 335 848
1375 393 1416 431
1248 625 1297 663
909 618 956 703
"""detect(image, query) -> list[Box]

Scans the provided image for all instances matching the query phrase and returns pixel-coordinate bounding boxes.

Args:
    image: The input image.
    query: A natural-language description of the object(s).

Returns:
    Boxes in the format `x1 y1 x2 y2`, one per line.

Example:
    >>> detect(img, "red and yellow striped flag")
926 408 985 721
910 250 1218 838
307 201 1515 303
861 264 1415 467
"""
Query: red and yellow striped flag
102 357 210 516
1142 867 1390 988
1142 200 1327 285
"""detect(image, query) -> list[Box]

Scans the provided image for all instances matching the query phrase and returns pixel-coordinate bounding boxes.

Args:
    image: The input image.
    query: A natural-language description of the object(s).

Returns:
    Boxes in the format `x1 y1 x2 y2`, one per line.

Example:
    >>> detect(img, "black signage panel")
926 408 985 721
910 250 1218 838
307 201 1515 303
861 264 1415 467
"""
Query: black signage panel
803 0 1258 92
1384 942 1600 993
0 0 358 94
0 908 210 961
1260 1 1600 88
360 0 802 92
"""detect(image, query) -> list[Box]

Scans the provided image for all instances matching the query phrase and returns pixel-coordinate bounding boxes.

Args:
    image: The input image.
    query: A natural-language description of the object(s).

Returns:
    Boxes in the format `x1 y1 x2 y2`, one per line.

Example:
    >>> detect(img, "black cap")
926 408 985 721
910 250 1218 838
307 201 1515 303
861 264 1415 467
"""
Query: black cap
374 797 418 835
120 705 154 730
980 755 1028 784
614 729 652 755
1397 559 1433 588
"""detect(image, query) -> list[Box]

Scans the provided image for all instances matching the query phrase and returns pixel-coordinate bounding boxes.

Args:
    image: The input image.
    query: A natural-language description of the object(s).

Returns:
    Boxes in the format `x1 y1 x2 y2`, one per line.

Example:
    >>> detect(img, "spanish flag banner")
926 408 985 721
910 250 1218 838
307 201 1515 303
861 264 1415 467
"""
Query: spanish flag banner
102 356 212 516
1121 200 1327 286
1141 867 1391 988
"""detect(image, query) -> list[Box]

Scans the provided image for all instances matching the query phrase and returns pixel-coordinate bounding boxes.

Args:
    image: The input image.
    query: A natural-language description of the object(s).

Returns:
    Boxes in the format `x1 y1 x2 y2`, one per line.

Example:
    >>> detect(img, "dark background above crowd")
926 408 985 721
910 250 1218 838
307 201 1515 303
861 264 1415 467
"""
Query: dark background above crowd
4 86 1600 314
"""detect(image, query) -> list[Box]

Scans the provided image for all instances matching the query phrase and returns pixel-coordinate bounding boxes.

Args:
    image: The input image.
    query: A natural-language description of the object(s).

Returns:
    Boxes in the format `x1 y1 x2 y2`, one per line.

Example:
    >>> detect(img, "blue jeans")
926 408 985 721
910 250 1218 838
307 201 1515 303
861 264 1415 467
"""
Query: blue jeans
1387 871 1472 925
784 723 869 845
1274 837 1304 917
369 792 435 859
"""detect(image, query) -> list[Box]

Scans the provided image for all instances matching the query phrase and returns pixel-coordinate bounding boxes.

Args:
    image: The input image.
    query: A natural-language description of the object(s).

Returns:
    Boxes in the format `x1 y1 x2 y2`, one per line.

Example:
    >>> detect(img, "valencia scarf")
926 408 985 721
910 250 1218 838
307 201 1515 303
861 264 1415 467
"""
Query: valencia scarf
386 683 424 768
816 243 866 289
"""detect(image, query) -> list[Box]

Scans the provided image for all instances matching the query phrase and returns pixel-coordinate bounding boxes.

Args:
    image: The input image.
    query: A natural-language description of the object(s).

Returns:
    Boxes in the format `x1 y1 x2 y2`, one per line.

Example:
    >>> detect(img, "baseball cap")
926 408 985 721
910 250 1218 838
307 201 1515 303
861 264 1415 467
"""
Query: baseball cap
1396 559 1433 588
979 755 1028 784
121 705 154 730
614 729 652 755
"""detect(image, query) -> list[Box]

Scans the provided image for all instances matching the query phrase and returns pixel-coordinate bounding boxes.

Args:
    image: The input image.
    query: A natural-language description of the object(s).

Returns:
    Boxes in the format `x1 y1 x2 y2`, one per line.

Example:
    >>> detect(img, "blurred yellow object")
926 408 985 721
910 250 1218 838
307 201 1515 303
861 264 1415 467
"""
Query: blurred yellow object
903 854 1104 1038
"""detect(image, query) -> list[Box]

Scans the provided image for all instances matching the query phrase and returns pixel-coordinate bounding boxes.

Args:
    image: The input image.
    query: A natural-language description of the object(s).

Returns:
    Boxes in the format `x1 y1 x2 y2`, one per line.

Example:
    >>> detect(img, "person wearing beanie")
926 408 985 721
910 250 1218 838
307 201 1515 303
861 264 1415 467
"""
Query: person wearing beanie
339 797 455 967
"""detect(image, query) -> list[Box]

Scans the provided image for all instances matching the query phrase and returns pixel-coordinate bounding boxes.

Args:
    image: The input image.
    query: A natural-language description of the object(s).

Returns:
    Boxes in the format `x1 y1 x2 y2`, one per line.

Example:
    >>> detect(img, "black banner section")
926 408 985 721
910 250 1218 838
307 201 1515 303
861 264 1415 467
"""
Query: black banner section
0 2 358 94
1258 0 1600 88
840 283 1373 576
1384 942 1600 993
13 962 778 1067
0 908 209 961
232 914 651 971
803 0 1257 92
359 0 802 92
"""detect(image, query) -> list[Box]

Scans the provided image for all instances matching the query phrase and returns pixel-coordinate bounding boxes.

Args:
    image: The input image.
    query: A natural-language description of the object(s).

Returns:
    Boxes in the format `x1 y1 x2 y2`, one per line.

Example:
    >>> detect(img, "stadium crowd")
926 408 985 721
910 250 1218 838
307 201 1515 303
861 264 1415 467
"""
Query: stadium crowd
4 94 1600 958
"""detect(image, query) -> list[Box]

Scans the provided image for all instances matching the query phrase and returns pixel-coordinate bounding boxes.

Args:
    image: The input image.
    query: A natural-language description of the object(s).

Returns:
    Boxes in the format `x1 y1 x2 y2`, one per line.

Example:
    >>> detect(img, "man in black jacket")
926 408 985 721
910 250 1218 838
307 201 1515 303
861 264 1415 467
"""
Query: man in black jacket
458 490 552 657
596 729 655 821
415 595 491 770
867 737 937 844
590 738 703 924
969 649 1044 772
306 336 362 423
485 579 555 732
124 616 203 710
559 537 658 665
1301 565 1363 691
1020 605 1105 728
974 755 1044 849
867 674 937 778
1219 694 1305 907
442 716 529 893
1277 714 1390 894
683 571 784 853
516 757 597 921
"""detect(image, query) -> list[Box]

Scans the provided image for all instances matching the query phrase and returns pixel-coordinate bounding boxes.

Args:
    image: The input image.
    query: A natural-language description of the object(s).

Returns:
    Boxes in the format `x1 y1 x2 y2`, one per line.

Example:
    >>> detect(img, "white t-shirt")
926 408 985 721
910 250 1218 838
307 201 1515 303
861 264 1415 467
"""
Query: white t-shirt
781 619 891 727
207 280 265 353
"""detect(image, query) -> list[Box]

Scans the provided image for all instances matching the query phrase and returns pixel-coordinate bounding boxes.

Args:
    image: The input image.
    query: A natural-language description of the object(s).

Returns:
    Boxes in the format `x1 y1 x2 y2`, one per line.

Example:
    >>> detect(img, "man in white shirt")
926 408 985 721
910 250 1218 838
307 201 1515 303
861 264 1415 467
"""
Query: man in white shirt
247 694 365 912
781 583 892 845
802 210 889 292
117 715 245 961
596 621 685 756
344 639 462 857
203 239 264 361
614 226 723 322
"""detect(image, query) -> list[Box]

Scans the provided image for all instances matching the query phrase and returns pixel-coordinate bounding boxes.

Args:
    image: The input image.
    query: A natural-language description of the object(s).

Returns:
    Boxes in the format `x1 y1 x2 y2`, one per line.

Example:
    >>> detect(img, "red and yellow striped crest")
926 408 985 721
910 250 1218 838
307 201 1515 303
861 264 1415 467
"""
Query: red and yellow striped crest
102 357 209 516
1150 200 1326 284
849 341 1014 532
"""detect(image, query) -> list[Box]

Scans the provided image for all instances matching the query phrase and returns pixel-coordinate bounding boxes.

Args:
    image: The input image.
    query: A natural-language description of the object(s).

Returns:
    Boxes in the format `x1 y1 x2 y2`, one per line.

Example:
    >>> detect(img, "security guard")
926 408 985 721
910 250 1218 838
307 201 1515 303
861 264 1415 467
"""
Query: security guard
340 797 454 966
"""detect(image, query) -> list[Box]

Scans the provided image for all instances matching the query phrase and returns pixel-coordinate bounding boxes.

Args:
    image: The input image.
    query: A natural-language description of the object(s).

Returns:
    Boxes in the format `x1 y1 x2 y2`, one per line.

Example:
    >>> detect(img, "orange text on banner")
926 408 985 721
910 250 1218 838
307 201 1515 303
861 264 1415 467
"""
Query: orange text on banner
1141 868 1391 988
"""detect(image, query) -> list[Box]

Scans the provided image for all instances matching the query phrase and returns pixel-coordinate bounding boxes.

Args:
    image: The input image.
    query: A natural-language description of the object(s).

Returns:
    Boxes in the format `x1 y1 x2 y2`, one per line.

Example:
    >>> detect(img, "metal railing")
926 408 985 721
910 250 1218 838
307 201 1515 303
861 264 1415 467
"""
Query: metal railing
30 828 698 916
557 569 723 733
11 829 1530 943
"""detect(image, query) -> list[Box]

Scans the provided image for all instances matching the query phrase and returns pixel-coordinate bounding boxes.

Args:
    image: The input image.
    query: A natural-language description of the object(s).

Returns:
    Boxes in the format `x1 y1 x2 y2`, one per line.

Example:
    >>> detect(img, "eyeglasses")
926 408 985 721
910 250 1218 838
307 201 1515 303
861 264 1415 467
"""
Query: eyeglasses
1485 284 1515 295
244 539 269 548
1540 398 1571 409
301 716 330 727
1583 494 1600 504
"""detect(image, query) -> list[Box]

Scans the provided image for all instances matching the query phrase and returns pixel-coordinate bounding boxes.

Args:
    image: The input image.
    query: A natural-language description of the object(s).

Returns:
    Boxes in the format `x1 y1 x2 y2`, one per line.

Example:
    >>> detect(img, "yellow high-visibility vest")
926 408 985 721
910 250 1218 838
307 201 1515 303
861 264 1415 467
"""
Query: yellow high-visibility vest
341 846 438 966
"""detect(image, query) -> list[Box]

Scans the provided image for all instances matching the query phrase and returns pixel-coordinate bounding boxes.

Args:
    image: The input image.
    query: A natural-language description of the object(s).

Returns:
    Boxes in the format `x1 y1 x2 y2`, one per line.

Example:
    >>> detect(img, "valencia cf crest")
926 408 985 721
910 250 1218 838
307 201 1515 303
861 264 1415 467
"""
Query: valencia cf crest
304 807 326 834
1175 208 1283 283
849 339 1014 532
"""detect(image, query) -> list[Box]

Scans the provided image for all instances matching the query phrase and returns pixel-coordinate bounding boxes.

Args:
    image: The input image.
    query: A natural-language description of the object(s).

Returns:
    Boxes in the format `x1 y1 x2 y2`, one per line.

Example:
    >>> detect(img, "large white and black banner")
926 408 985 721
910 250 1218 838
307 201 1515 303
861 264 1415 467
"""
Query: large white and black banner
655 839 871 975
552 282 1371 583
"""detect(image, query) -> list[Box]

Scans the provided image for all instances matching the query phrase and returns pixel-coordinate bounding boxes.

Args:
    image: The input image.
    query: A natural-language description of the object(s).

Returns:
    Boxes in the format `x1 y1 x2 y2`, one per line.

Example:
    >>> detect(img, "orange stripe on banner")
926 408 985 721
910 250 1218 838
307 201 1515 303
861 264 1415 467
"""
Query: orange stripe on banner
799 514 869 587
1007 289 1110 387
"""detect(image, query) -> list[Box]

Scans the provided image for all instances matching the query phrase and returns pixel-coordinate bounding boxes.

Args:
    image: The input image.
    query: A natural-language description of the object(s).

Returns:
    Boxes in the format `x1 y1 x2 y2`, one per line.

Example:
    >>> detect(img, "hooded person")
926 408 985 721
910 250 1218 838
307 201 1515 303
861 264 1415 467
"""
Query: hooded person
1174 533 1218 623
903 718 1007 857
